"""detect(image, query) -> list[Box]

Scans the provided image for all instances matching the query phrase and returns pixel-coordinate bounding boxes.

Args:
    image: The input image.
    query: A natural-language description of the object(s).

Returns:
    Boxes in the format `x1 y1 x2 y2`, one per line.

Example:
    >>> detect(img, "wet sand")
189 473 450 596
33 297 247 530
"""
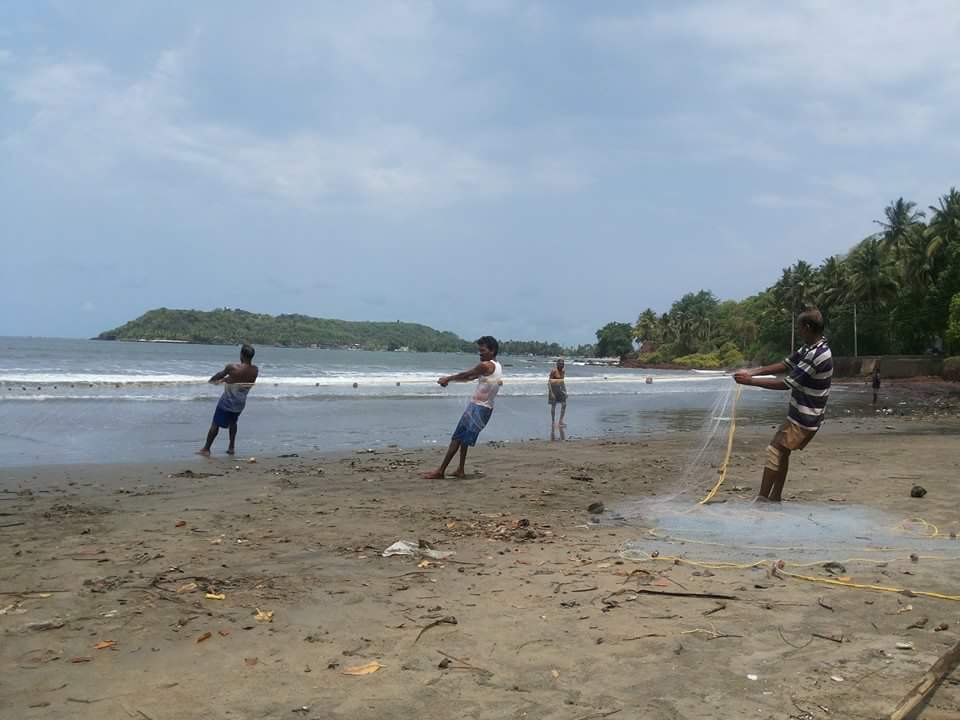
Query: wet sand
2 413 960 719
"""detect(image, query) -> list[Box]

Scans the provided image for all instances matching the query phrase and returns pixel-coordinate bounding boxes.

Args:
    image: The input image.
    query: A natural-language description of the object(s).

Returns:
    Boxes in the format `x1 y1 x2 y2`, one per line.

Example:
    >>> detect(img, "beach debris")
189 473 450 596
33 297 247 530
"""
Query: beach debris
935 623 949 632
910 485 927 498
70 656 92 663
247 457 257 464
175 582 197 594
907 617 928 630
747 674 758 681
254 609 273 623
205 593 225 601
587 501 605 515
415 615 458 643
25 618 65 631
817 597 834 612
896 642 914 650
382 540 454 560
197 631 212 643
278 453 299 458
175 520 186 528
887 638 960 720
909 553 919 562
831 675 844 682
244 657 258 666
703 602 727 617
436 650 492 676
93 640 116 650
812 633 844 644
897 605 913 614
342 660 383 675
822 561 846 576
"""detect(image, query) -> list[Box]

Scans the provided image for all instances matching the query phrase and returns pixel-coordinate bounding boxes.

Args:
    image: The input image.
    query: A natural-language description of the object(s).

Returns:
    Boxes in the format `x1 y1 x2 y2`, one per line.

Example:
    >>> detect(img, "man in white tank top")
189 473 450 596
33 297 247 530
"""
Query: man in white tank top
422 336 502 479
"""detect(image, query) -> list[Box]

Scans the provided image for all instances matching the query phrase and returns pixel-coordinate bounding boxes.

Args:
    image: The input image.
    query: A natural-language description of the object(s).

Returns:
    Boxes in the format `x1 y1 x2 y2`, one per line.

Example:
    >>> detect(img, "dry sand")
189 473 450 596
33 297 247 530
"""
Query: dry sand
2 413 960 719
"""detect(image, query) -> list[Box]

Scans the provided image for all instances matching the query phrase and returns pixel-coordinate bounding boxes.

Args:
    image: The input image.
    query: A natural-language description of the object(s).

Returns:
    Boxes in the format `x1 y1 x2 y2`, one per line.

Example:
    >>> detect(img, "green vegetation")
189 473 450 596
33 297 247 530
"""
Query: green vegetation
98 308 471 352
595 322 635 358
601 187 960 368
97 308 587 356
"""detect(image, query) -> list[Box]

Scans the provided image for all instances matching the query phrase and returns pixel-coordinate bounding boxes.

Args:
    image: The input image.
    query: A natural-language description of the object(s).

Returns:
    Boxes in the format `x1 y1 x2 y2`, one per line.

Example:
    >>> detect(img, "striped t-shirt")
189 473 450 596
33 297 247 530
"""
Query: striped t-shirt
783 338 833 431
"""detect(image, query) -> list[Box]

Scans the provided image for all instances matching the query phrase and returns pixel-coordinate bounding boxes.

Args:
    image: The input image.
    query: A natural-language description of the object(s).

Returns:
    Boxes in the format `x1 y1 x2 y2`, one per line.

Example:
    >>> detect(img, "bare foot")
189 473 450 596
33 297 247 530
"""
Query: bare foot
421 470 445 479
197 449 211 456
226 448 235 455
753 495 779 505
452 470 467 479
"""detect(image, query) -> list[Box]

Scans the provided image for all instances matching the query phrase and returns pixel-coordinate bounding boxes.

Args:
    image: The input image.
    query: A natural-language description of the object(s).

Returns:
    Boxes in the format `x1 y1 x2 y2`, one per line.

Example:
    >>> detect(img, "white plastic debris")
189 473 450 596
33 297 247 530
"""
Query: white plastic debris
382 540 455 560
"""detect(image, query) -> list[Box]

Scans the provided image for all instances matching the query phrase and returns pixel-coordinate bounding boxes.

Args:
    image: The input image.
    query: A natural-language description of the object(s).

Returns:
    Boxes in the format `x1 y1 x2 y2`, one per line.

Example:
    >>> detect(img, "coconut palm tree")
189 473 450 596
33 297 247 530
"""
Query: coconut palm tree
927 187 960 258
815 255 850 310
875 198 925 256
848 237 899 308
633 308 660 345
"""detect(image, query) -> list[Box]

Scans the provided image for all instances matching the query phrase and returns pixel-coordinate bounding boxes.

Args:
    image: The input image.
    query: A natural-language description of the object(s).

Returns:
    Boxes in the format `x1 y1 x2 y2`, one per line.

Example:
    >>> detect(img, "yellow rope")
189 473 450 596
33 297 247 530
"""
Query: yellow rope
698 385 742 505
779 568 960 602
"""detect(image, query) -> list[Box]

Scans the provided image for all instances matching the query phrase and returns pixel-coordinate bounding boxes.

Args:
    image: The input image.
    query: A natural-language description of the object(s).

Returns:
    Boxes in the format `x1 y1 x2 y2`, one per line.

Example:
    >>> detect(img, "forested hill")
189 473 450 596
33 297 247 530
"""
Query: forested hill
95 308 470 352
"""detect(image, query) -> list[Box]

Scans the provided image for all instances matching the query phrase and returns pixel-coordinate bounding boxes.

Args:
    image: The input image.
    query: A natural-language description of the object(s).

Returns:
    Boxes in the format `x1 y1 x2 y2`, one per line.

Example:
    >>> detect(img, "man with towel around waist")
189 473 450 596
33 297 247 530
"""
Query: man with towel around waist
198 344 259 456
734 309 832 503
423 336 502 479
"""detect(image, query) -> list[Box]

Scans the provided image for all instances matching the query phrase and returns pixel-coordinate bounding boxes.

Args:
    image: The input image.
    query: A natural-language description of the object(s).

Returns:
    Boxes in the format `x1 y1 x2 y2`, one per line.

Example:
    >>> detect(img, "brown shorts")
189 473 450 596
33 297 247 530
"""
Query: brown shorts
772 421 816 452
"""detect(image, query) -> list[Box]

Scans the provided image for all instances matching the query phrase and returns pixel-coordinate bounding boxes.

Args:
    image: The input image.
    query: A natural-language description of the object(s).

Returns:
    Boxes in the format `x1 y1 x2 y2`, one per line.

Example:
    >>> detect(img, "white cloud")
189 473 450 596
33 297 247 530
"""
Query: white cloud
590 2 960 156
2 45 583 210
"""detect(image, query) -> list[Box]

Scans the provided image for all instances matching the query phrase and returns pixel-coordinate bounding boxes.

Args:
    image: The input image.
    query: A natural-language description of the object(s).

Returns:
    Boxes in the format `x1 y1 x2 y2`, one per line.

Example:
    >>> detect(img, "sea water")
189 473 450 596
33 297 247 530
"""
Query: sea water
0 337 793 466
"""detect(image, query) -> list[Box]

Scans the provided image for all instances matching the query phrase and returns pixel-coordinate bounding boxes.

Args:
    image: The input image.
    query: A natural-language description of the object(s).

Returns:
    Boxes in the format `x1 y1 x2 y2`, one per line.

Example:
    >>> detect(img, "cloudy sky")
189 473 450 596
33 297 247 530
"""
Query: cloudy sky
2 1 958 344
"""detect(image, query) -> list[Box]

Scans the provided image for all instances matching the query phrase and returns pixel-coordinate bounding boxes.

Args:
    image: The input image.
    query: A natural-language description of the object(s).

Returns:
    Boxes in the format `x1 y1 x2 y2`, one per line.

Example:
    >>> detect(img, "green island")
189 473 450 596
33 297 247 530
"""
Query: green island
95 308 581 355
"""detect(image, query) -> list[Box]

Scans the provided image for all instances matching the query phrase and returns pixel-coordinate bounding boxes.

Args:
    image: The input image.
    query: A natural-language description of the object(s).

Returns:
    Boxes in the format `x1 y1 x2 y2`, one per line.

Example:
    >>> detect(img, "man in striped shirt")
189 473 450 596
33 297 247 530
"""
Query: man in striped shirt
734 309 832 502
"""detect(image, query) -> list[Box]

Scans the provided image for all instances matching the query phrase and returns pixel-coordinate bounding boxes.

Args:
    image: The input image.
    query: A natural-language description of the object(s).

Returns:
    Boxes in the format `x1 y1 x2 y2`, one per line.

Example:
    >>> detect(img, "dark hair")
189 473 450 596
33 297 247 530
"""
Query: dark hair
797 309 824 335
476 335 499 356
241 344 255 361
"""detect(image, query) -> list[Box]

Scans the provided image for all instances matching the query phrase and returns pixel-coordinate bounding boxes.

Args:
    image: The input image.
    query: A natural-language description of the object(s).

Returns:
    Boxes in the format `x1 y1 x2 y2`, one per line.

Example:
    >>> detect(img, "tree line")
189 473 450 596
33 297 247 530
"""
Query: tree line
594 188 960 367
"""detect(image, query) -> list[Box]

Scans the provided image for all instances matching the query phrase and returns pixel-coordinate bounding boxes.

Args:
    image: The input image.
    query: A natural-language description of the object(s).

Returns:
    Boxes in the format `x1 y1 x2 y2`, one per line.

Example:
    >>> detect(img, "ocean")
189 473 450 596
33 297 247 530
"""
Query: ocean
0 337 792 467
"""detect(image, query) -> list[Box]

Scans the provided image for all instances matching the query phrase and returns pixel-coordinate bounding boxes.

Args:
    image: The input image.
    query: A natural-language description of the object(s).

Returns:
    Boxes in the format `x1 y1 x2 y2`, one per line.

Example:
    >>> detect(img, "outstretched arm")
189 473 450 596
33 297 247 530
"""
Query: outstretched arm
209 364 234 384
438 361 494 387
733 361 789 390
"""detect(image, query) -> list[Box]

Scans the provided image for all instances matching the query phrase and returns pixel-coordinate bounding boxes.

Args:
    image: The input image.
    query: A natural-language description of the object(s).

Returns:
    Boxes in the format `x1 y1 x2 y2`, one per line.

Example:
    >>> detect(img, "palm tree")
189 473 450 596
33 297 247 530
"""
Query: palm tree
815 255 850 310
927 187 960 258
848 237 899 308
875 198 925 256
897 229 935 292
633 308 660 345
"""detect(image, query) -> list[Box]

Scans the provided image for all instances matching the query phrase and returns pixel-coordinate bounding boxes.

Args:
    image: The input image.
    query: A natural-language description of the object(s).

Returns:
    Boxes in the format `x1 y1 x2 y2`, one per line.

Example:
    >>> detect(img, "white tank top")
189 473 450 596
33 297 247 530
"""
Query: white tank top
471 360 503 409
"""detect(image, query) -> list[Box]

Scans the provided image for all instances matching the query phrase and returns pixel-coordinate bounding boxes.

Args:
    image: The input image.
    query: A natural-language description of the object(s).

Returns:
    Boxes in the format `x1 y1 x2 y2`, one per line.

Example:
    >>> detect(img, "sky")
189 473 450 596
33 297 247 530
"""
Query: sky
1 1 959 345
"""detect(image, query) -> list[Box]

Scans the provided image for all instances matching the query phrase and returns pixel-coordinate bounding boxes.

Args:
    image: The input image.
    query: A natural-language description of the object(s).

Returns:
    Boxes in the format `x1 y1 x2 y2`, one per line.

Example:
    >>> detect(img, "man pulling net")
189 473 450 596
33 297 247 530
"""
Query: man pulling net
422 336 502 479
734 309 832 503
198 344 259 456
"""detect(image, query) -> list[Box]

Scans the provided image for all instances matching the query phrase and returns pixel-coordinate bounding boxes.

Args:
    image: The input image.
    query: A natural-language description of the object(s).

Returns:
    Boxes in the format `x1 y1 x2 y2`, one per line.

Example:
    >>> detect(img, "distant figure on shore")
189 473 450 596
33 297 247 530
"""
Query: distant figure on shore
734 309 832 503
422 336 502 479
198 344 259 456
872 366 881 405
548 358 567 427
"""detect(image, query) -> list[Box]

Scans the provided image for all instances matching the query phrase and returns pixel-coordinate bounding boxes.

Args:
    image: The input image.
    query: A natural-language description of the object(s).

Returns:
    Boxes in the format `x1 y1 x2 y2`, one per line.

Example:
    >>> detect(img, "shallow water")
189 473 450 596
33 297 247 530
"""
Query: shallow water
1 336 795 466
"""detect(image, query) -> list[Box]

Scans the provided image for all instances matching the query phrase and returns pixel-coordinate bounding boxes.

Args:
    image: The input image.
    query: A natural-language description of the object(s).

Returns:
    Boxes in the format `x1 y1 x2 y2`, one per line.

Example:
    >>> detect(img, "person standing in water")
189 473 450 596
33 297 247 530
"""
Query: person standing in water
422 336 502 479
548 358 567 427
734 309 832 503
198 344 259 456
872 365 881 405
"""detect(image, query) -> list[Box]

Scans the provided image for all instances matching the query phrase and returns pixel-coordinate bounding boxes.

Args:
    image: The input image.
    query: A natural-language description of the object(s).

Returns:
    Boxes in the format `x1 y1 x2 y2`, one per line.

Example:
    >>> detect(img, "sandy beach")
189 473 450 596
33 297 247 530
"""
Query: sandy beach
2 406 960 719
